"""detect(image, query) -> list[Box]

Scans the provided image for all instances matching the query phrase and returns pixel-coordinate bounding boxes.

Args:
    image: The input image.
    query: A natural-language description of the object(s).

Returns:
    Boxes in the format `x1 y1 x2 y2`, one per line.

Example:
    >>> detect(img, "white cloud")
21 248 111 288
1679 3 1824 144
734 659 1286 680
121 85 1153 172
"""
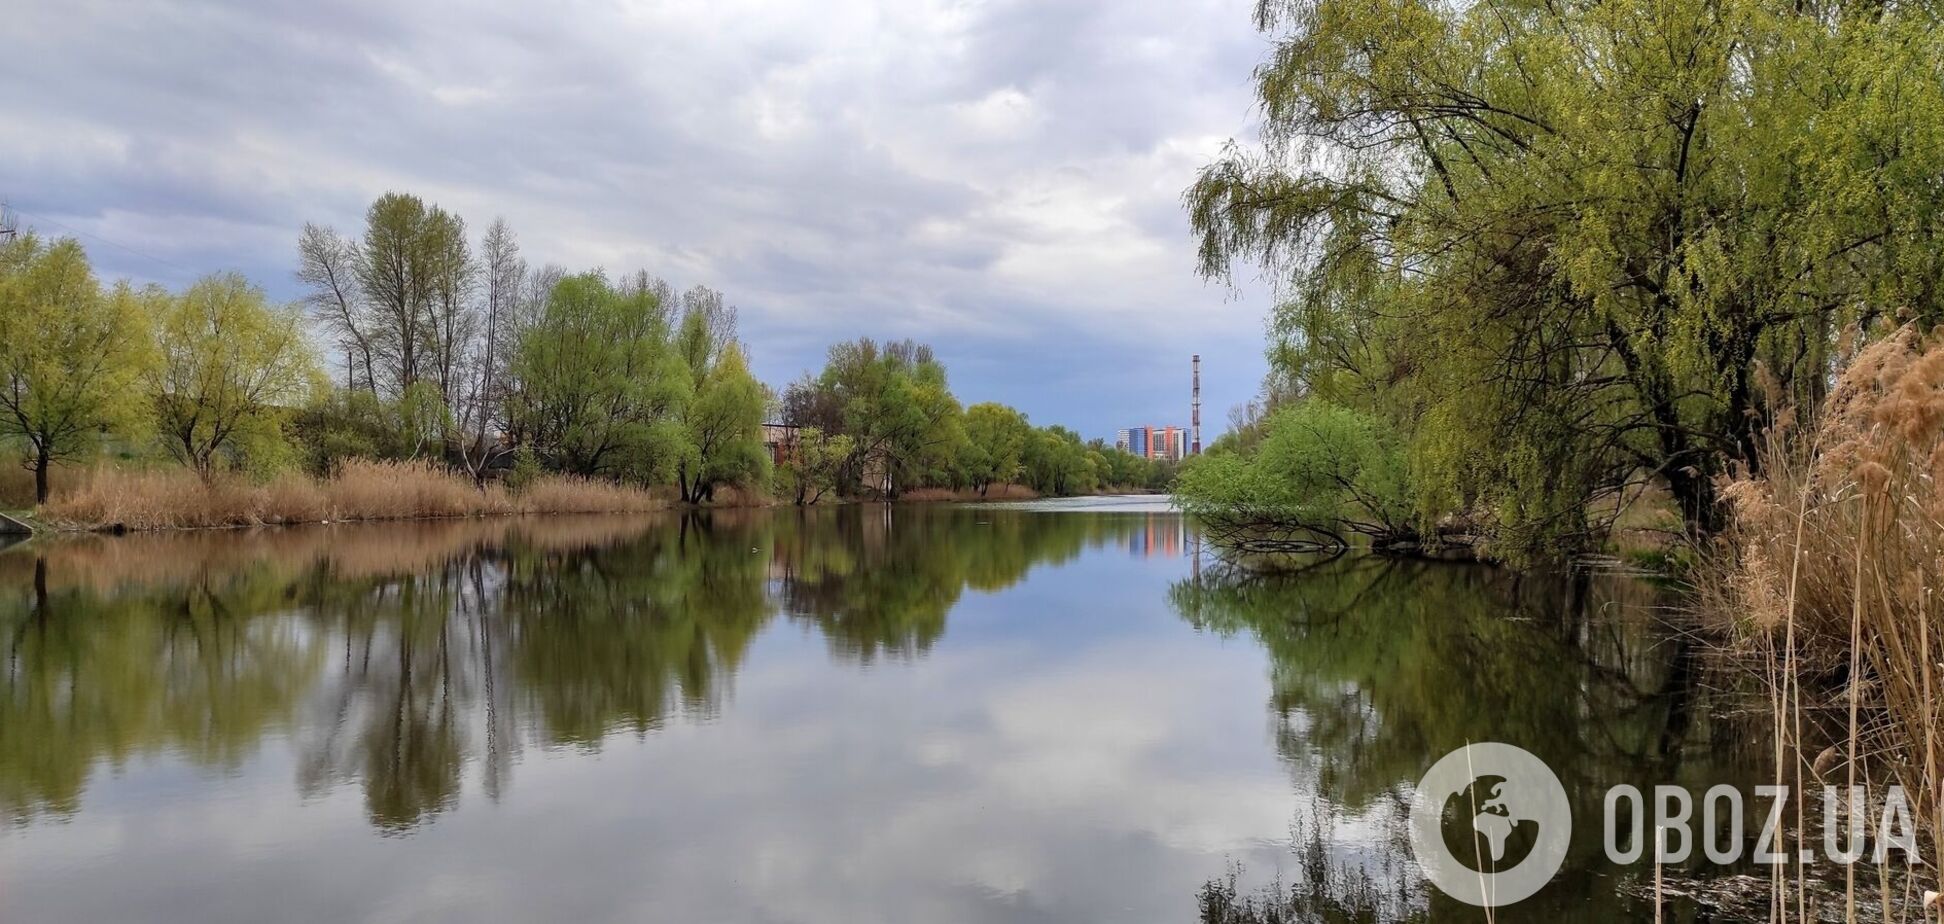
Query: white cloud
0 0 1273 436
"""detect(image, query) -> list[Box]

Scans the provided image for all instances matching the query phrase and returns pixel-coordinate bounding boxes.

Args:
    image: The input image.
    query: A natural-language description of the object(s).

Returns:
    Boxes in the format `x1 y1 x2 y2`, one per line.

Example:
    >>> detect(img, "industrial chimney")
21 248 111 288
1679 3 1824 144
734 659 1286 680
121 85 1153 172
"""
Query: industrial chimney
1191 354 1201 455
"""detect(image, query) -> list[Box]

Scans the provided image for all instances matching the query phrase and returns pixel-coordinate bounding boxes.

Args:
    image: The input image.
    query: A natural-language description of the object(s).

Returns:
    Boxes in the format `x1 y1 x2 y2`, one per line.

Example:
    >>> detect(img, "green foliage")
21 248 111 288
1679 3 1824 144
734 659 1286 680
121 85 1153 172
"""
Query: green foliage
0 235 155 502
148 272 321 478
795 338 966 498
1190 0 1944 557
774 426 853 505
0 190 1150 507
1094 442 1171 491
671 293 767 503
292 385 463 474
1174 401 1414 545
503 444 543 493
1021 425 1097 496
679 342 769 502
506 272 689 480
960 402 1030 494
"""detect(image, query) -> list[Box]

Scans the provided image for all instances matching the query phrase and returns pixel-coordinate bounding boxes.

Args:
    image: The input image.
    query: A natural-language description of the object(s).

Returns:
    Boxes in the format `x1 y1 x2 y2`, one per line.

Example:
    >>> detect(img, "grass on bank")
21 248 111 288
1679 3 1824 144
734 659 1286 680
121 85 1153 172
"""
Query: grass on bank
38 459 666 531
1706 325 1944 921
896 484 1041 503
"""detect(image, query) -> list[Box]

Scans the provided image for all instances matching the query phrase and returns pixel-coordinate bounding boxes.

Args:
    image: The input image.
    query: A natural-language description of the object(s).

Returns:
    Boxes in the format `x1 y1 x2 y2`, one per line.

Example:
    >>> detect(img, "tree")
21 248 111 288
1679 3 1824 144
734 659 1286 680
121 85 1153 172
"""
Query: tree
961 402 1030 495
477 219 524 422
780 372 844 433
1022 425 1096 497
1174 400 1416 553
814 338 965 497
674 285 736 378
774 426 853 505
296 223 377 394
670 290 766 502
456 217 525 484
1188 0 1944 556
421 207 475 414
148 273 320 478
507 272 688 479
677 342 769 503
0 236 153 502
355 192 436 394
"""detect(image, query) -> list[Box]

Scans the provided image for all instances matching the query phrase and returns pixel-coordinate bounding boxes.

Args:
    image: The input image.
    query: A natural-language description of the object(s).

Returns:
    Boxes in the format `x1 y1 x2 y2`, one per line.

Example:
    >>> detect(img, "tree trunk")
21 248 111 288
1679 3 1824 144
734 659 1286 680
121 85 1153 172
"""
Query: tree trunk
1665 463 1720 537
34 445 50 505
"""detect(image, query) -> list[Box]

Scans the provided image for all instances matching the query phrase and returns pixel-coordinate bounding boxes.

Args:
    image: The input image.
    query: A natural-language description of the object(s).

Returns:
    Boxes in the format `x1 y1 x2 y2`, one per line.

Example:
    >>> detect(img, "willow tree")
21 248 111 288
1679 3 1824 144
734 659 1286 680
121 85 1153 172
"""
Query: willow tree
0 236 153 503
823 339 965 497
961 402 1031 495
1189 0 1944 553
506 272 688 479
677 342 769 503
672 288 767 503
148 273 320 478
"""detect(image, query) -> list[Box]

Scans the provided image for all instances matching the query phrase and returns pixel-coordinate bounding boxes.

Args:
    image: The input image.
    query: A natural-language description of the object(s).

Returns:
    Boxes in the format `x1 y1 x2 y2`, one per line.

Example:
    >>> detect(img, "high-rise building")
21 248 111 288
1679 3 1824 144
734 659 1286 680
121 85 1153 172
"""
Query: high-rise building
1116 426 1183 460
1155 426 1185 461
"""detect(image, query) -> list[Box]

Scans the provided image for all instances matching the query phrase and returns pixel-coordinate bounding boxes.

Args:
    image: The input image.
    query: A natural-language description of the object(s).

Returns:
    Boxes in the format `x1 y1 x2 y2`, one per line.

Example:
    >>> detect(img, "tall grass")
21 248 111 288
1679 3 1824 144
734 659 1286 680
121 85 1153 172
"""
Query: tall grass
897 484 1041 503
1706 325 1944 921
0 514 664 594
0 461 83 509
41 459 665 531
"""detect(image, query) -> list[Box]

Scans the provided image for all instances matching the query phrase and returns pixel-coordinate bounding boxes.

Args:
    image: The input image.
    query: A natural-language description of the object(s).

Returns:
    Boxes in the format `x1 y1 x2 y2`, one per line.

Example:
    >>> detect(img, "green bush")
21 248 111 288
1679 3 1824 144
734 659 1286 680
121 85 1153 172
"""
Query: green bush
1175 400 1415 543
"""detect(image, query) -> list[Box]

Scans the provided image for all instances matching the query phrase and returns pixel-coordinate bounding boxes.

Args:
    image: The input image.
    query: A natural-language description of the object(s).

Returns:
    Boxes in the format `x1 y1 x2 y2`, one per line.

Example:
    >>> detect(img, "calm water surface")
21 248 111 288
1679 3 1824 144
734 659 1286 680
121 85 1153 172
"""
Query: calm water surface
0 500 1757 922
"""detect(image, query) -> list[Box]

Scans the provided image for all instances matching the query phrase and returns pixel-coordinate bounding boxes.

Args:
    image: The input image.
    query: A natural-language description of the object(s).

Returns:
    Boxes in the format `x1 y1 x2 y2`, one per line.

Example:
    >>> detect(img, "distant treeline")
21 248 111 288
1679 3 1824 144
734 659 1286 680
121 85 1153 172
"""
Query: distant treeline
0 192 1171 507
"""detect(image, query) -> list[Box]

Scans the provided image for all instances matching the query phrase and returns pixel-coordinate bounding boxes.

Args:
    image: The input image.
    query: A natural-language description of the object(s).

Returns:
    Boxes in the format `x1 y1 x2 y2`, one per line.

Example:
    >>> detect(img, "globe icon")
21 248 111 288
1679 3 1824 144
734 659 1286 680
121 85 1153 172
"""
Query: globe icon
1440 776 1541 870
1409 743 1572 907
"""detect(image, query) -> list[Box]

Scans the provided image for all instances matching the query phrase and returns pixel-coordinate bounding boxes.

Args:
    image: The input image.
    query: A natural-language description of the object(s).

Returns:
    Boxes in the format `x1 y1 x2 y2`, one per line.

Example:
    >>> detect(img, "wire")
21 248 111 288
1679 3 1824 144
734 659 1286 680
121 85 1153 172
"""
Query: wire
4 205 202 275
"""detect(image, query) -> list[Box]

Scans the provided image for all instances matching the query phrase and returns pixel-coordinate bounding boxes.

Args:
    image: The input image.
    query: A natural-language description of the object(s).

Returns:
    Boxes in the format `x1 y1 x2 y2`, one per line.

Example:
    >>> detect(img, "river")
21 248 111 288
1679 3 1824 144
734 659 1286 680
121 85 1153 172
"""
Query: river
0 498 1762 922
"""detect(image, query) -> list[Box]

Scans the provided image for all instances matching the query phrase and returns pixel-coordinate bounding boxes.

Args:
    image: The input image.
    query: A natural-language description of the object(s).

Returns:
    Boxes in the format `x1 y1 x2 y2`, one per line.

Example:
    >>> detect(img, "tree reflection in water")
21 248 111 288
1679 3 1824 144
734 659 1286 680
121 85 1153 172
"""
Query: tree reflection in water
0 507 1166 830
1171 556 1761 923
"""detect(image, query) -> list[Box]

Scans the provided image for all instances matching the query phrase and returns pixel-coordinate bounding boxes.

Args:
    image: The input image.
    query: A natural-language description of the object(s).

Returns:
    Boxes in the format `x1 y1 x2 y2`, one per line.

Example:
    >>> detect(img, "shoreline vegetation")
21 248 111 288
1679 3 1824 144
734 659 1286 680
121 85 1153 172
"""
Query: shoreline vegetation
1170 0 1944 915
1704 328 1944 919
0 191 1177 533
4 461 1147 534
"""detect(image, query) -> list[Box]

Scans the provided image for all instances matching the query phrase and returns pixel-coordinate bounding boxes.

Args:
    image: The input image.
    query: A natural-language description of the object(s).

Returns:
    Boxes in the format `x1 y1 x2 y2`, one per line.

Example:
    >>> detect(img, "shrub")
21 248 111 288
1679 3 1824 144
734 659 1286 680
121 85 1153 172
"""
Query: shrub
1175 400 1416 552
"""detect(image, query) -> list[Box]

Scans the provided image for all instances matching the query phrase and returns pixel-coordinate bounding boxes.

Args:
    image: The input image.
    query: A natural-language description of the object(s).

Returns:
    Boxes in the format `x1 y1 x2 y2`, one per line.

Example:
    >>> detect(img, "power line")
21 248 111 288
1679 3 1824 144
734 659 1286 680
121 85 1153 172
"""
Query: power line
3 205 201 275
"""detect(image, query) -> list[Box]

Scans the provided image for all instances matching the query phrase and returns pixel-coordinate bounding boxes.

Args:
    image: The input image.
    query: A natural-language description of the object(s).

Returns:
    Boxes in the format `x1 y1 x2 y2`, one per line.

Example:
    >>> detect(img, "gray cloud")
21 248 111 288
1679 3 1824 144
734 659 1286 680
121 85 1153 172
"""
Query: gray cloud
0 0 1271 436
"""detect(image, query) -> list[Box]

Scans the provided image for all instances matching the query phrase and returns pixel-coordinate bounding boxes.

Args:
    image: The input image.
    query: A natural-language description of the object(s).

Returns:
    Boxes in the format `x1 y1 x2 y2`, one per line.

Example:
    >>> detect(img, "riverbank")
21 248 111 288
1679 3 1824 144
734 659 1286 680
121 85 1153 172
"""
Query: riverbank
34 460 666 532
15 462 1165 534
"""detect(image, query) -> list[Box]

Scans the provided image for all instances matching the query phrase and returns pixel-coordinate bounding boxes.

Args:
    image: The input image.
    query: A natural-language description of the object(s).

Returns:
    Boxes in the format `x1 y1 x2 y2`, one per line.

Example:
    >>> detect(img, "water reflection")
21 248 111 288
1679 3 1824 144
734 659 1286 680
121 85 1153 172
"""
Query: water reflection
1173 557 1761 921
0 509 1759 922
0 509 1175 830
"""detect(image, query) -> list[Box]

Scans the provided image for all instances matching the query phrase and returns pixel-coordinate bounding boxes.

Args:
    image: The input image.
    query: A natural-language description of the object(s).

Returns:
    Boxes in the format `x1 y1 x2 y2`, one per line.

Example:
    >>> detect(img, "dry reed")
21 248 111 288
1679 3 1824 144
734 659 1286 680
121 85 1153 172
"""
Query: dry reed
1706 324 1944 921
0 460 84 509
40 458 666 531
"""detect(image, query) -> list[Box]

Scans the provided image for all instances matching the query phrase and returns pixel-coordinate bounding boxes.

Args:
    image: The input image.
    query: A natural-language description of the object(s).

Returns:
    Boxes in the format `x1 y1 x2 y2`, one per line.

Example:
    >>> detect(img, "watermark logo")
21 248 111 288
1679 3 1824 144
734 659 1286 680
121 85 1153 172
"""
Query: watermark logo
1409 743 1926 907
1408 742 1573 907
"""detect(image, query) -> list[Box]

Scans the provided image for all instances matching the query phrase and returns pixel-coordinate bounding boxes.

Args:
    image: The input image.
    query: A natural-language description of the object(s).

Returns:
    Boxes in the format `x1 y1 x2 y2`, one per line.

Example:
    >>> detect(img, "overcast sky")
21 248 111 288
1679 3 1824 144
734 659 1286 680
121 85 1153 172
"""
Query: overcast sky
2 0 1272 442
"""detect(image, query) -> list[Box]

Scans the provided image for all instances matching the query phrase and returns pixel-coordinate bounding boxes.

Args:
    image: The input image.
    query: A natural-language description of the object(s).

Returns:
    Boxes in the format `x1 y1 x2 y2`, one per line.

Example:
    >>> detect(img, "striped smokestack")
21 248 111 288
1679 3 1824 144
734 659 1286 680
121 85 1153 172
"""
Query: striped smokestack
1191 354 1201 455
